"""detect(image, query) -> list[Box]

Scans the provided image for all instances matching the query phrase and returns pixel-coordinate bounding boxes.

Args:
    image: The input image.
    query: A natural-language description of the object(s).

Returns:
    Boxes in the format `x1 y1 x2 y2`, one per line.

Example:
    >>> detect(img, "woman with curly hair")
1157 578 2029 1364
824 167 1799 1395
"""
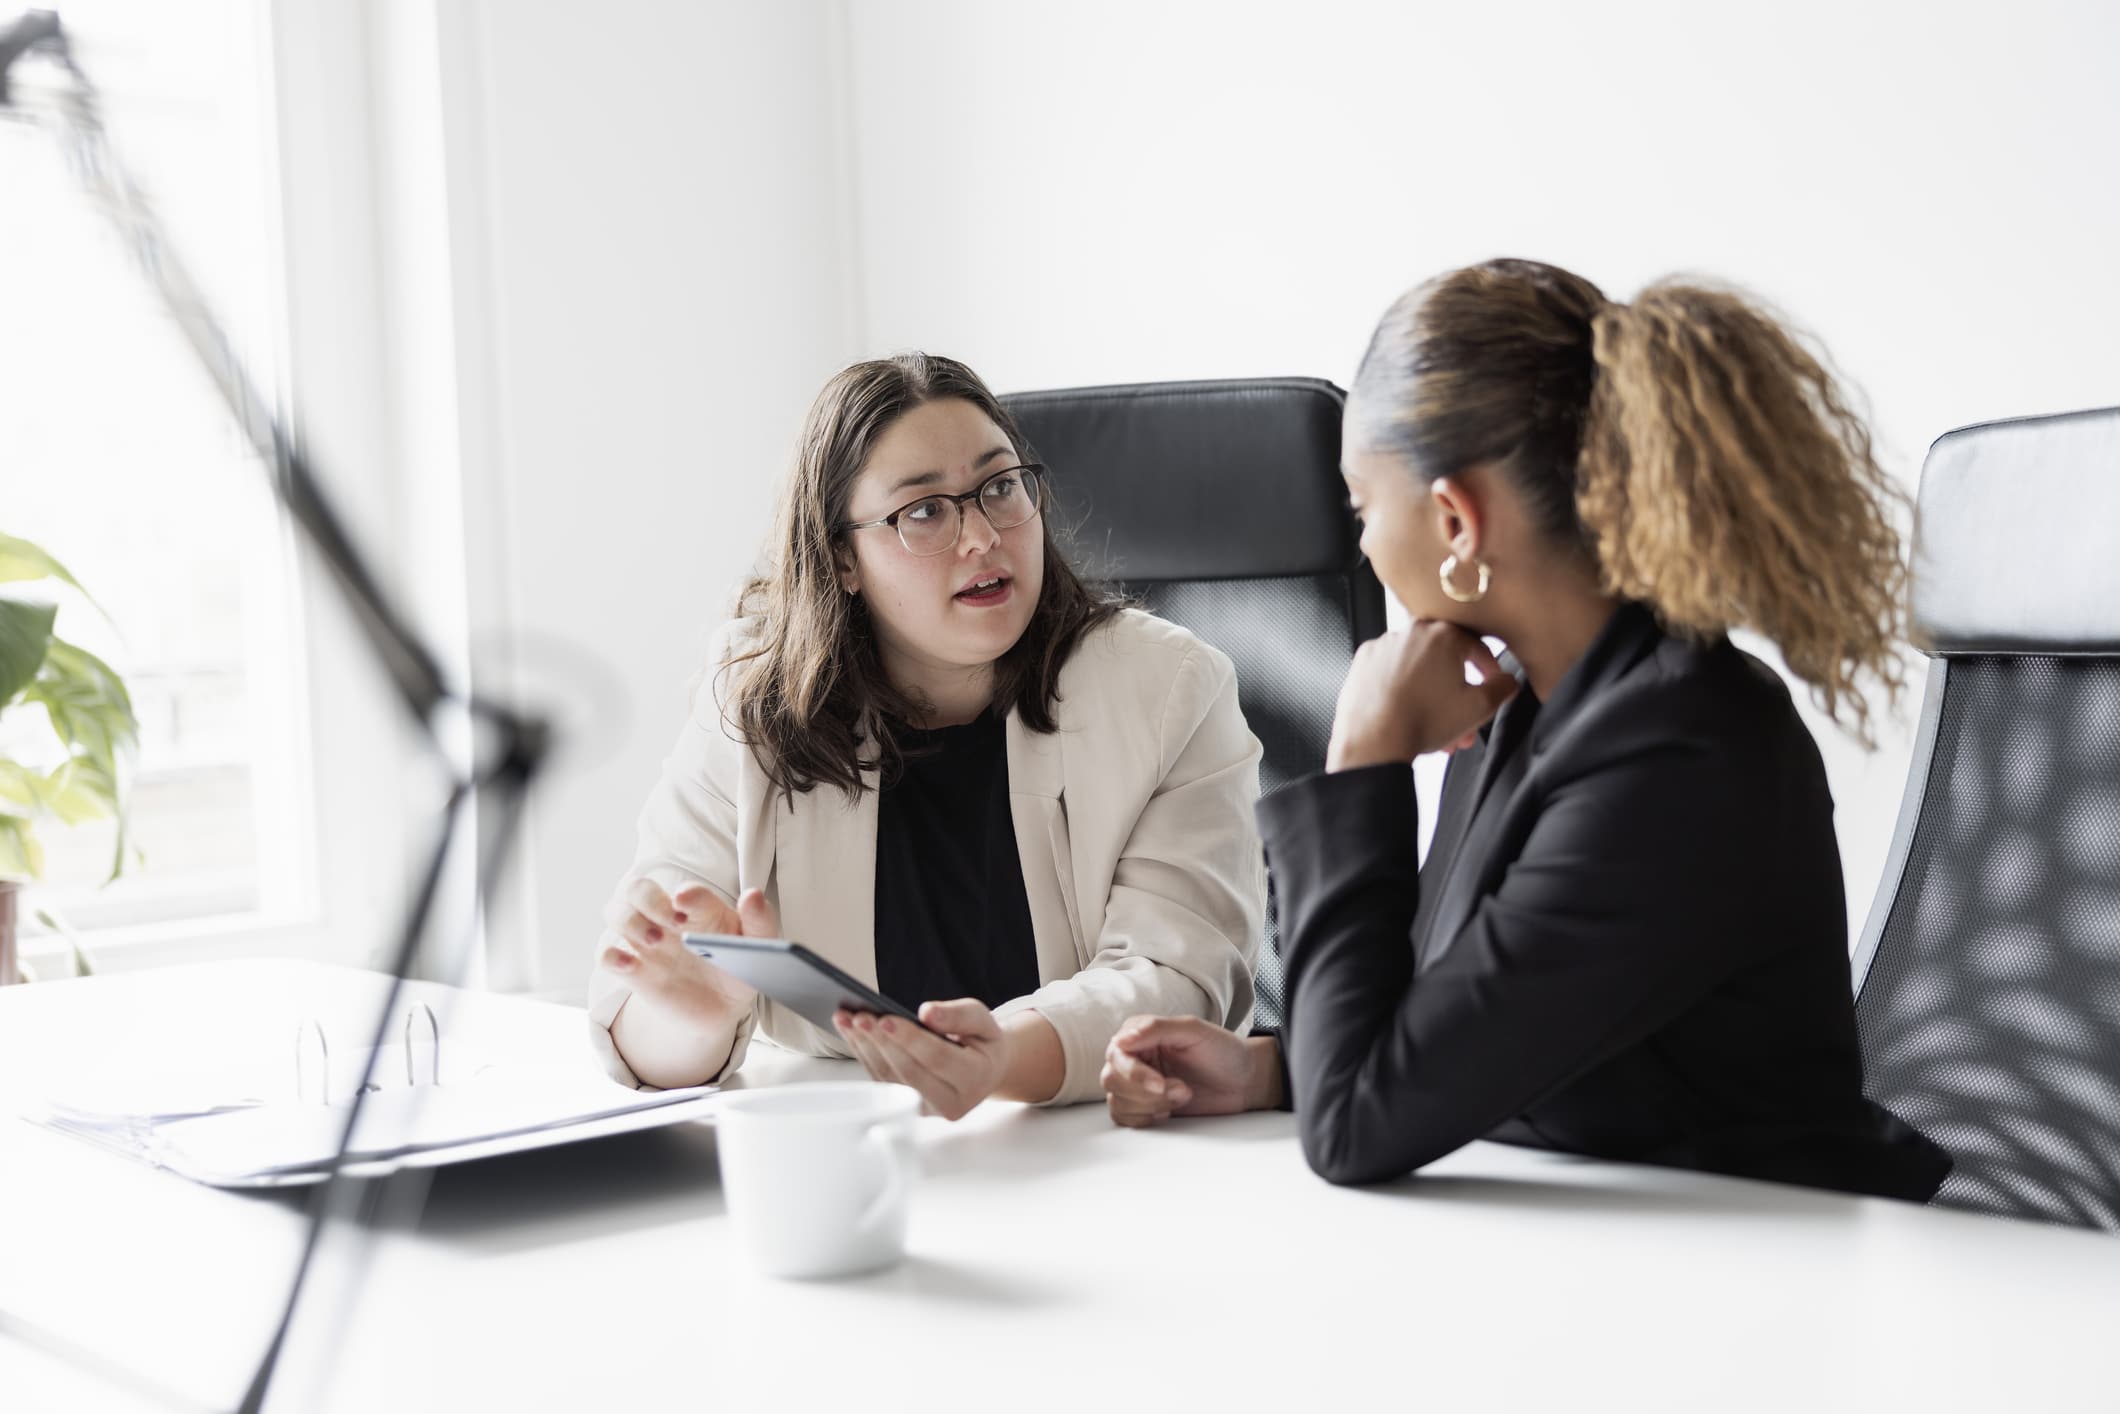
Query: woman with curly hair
1101 259 1950 1201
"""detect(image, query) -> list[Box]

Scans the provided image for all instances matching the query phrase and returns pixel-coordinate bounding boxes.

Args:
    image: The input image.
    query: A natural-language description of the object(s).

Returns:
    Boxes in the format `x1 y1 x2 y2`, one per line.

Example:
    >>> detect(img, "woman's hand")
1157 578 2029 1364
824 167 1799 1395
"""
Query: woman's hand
834 999 1012 1121
600 877 764 1006
1325 621 1518 771
1100 1016 1282 1127
600 879 766 1087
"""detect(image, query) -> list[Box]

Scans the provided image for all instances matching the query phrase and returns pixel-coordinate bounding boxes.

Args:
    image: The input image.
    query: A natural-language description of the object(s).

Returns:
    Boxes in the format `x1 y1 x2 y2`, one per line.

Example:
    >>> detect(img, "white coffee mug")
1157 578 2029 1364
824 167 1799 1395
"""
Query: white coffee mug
714 1081 923 1279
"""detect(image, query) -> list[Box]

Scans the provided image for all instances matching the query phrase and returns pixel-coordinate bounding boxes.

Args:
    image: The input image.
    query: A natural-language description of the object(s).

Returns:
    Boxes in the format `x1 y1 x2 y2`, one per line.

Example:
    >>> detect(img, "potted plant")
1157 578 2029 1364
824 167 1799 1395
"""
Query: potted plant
0 531 139 984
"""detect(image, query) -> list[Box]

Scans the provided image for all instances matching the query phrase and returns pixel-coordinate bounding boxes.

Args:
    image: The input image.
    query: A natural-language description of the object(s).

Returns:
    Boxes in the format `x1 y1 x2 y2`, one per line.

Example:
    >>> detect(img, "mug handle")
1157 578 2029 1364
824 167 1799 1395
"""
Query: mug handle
854 1116 918 1237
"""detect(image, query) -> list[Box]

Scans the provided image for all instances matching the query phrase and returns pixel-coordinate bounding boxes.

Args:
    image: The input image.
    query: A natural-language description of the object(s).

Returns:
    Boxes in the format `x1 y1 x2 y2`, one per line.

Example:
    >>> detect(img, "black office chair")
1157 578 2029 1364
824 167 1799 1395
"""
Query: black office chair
1853 405 2120 1231
1002 378 1385 1030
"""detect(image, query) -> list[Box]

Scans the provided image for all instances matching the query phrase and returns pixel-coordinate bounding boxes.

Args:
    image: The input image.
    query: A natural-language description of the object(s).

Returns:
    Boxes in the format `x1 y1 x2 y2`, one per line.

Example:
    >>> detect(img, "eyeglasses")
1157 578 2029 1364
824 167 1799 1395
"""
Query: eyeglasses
836 464 1046 558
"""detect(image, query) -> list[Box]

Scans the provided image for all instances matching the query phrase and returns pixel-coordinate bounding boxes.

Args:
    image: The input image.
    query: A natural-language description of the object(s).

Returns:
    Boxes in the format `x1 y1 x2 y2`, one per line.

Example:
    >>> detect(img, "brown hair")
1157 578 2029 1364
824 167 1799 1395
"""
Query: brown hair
723 352 1121 799
1351 258 1909 745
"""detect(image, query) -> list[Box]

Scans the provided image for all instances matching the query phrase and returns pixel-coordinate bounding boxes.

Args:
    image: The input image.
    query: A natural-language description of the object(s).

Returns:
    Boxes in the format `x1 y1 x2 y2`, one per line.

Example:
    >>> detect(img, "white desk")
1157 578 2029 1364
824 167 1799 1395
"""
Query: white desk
4 962 2117 1413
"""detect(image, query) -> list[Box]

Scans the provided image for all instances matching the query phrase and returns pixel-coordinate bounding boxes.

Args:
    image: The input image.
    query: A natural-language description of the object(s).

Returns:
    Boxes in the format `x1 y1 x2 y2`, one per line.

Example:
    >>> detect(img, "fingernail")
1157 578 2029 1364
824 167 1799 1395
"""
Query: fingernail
674 911 688 923
647 926 662 941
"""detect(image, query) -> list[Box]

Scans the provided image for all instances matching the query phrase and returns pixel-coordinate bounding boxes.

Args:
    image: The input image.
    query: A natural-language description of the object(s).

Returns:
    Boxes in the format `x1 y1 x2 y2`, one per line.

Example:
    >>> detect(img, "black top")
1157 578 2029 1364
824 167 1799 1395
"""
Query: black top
1259 601 1952 1201
872 711 1040 1011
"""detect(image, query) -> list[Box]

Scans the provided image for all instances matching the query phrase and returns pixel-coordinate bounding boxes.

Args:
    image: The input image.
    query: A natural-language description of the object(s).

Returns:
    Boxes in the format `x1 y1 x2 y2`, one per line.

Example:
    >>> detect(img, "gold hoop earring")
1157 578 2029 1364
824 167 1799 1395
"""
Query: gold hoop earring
1439 554 1491 604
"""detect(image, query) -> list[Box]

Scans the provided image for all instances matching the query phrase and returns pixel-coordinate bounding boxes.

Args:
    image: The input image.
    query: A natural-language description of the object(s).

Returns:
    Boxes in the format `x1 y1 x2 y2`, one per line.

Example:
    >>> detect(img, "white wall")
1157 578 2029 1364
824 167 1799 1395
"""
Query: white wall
437 1 862 992
443 0 2120 994
838 0 2120 936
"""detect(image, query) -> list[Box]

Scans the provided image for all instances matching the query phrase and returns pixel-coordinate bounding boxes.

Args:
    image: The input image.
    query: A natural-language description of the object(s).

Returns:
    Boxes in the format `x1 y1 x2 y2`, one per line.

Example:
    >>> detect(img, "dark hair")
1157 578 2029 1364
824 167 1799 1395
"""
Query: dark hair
1351 258 1909 746
724 352 1122 799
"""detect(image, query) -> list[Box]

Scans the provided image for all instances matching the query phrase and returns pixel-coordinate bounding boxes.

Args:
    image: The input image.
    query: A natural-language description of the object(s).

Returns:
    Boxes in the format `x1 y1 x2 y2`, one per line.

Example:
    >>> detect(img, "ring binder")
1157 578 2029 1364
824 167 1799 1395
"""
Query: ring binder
33 992 723 1187
403 1003 439 1087
293 1004 441 1105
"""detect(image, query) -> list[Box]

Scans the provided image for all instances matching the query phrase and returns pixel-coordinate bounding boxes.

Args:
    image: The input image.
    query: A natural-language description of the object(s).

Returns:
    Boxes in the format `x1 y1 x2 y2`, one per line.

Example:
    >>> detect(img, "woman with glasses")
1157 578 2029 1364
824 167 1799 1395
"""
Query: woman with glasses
1099 260 1950 1202
587 353 1264 1117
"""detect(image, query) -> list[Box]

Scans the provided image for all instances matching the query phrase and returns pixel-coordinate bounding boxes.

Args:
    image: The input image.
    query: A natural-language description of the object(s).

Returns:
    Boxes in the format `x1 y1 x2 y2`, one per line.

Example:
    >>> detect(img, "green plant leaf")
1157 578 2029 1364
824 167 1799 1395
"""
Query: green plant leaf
0 532 108 621
19 641 139 772
46 757 117 826
108 796 136 882
43 753 133 881
4 635 140 882
0 532 81 586
0 598 57 705
0 760 54 813
0 812 44 881
0 543 136 885
35 692 104 761
34 906 98 977
39 638 137 728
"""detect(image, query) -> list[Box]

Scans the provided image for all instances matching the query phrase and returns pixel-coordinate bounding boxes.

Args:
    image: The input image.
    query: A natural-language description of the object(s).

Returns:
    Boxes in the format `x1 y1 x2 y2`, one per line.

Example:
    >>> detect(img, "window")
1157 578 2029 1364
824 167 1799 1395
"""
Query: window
0 0 313 940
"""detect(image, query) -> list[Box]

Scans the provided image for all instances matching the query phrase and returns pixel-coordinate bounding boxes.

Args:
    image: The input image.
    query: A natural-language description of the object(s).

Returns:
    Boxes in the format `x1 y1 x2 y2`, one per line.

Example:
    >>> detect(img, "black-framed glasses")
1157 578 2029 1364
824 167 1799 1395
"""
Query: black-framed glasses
836 464 1046 557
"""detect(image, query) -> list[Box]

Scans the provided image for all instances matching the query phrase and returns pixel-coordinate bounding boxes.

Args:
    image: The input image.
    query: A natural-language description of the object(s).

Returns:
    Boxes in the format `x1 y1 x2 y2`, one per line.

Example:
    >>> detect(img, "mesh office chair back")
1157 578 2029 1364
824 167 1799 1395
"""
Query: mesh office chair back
1854 406 2120 1230
1003 378 1385 1030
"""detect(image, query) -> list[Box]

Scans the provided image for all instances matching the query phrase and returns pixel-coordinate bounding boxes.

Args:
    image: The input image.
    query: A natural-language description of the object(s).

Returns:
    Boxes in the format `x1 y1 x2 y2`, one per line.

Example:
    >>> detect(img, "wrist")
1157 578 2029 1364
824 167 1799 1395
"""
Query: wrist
706 970 758 1013
994 1009 1064 1104
1325 730 1422 772
1241 1034 1286 1111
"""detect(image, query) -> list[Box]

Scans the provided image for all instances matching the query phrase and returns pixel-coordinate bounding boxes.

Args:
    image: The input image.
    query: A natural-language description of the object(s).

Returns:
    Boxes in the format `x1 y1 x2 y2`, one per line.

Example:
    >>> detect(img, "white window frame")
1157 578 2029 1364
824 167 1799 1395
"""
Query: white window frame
13 0 473 979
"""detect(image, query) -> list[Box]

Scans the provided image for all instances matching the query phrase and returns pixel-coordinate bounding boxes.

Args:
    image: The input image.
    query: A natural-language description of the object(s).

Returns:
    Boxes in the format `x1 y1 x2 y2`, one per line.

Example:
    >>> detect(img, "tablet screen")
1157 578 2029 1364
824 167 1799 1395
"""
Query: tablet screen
680 935 955 1043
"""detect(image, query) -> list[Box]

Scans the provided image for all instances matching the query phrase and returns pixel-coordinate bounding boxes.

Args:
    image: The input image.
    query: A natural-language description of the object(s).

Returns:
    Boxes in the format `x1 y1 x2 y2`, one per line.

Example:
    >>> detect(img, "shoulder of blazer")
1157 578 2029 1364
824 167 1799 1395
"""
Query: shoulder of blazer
689 615 764 715
1051 608 1231 731
1547 631 1817 788
1652 633 1811 740
683 615 778 802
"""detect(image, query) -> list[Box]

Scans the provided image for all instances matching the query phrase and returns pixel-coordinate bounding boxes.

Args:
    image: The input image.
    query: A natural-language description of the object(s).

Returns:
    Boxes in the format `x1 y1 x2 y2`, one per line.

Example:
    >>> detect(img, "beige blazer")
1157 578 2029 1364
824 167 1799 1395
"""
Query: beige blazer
586 609 1265 1104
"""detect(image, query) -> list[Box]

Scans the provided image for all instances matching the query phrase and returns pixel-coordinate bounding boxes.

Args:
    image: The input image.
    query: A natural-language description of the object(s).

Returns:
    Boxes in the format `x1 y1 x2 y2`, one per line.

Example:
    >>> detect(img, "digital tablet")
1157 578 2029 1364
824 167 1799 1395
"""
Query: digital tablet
680 934 958 1043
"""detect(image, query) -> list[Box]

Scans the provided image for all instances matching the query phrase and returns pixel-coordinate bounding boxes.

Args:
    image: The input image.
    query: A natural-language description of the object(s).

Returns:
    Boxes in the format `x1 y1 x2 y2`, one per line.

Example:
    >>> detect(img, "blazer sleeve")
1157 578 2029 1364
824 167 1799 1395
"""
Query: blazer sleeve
585 641 762 1088
1261 742 1771 1186
997 642 1266 1104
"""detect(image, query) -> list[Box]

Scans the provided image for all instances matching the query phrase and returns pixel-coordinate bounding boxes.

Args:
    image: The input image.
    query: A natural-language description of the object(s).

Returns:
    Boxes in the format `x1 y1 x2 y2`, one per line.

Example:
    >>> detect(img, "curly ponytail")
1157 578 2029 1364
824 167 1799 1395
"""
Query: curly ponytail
1351 259 1910 746
1580 283 1909 744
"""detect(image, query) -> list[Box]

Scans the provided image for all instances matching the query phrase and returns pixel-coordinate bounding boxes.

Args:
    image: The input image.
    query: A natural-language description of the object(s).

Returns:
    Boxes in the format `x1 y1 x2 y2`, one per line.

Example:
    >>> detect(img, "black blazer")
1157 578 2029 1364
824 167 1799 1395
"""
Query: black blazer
1260 602 1950 1200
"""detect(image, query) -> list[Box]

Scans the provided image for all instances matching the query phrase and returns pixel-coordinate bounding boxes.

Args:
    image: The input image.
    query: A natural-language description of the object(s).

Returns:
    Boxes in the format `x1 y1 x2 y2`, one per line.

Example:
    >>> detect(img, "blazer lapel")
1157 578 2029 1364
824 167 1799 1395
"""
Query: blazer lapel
1421 693 1539 971
1005 710 1084 981
1411 747 1483 967
1417 608 1664 970
772 766 881 987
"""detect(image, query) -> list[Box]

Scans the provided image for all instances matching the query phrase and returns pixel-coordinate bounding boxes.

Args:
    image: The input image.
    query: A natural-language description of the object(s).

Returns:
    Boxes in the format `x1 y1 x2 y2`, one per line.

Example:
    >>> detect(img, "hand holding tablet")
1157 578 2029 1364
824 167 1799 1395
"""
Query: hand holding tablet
681 934 959 1045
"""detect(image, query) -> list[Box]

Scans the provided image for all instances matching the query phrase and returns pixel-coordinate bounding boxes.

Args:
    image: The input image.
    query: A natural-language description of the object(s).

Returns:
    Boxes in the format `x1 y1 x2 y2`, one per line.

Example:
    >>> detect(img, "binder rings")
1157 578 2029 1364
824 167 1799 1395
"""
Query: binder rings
32 999 722 1188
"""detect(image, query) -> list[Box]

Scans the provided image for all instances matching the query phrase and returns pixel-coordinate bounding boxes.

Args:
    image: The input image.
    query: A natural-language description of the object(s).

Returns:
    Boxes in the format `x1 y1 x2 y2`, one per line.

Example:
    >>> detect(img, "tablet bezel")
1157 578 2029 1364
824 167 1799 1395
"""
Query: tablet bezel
679 934 957 1043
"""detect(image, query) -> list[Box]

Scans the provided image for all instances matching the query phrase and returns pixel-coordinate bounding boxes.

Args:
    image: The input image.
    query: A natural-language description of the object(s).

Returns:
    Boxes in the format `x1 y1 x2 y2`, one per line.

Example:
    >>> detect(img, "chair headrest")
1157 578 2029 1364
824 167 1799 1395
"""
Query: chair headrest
1913 406 2120 655
1002 378 1356 582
